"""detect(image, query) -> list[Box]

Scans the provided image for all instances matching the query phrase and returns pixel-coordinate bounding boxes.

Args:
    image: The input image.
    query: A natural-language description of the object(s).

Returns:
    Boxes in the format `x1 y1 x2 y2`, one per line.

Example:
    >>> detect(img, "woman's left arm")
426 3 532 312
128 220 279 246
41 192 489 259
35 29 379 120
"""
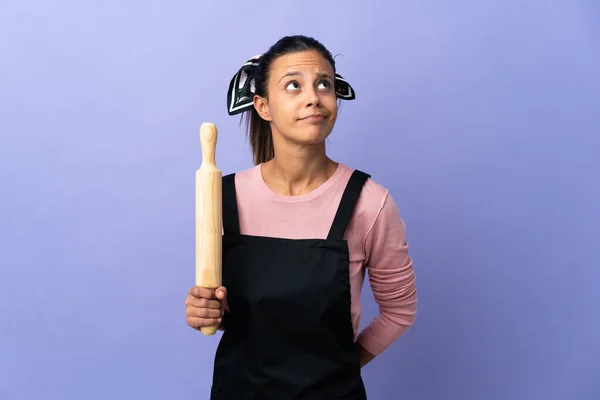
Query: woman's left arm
356 191 418 365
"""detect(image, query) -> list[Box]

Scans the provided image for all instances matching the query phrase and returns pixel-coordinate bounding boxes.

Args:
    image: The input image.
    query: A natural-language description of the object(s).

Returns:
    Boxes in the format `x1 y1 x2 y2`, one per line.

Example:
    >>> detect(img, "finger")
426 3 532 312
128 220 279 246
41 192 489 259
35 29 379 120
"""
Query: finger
186 307 222 319
215 286 227 301
189 286 217 299
186 297 222 309
215 286 228 313
187 316 222 330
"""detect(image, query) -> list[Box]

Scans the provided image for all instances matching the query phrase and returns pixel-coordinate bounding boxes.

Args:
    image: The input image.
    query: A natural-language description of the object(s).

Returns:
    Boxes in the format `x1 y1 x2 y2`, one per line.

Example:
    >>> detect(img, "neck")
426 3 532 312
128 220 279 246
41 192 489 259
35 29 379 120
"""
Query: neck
262 140 338 196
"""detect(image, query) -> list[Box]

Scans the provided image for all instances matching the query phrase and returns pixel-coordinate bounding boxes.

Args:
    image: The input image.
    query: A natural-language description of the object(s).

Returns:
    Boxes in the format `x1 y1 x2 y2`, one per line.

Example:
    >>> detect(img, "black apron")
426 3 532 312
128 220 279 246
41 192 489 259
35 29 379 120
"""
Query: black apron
210 170 370 400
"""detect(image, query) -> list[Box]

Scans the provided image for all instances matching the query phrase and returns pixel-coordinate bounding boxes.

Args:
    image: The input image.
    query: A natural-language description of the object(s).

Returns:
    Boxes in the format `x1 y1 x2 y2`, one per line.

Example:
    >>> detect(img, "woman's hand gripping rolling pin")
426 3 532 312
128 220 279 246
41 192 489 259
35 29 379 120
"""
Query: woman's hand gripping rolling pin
185 286 229 331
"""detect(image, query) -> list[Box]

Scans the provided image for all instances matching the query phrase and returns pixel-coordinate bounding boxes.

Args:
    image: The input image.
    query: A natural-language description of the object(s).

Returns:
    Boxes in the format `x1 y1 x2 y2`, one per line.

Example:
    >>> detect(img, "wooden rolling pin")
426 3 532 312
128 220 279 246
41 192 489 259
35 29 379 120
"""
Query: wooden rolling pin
195 122 223 336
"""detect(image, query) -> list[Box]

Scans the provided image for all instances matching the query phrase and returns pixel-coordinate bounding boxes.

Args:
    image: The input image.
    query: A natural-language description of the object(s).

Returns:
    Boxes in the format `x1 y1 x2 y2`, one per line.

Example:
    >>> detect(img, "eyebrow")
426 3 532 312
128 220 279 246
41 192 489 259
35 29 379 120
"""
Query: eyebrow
277 71 333 84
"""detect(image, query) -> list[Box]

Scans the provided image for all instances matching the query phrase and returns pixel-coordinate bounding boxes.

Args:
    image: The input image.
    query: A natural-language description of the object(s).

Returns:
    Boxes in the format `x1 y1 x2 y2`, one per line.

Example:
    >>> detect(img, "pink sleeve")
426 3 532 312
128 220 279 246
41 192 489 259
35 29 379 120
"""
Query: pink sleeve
356 192 417 356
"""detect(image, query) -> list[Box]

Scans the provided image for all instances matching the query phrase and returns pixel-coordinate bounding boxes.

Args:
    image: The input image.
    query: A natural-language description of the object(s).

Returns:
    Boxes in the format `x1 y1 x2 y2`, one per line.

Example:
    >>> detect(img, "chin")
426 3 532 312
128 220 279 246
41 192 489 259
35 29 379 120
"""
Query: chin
293 127 331 145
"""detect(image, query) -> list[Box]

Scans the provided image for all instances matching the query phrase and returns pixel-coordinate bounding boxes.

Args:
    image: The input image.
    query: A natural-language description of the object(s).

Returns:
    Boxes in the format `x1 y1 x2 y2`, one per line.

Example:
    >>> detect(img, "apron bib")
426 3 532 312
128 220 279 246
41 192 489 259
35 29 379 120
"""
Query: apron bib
210 170 370 400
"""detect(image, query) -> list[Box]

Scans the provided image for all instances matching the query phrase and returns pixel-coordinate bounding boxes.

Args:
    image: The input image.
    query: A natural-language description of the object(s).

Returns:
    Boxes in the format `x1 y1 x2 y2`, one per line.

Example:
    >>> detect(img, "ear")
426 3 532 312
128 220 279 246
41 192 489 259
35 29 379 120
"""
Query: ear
253 95 272 121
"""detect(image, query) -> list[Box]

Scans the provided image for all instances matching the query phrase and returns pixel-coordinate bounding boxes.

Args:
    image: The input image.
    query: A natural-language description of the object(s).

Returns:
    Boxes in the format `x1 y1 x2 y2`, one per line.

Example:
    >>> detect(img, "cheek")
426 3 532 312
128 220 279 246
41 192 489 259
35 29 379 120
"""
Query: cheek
267 99 295 130
323 93 337 107
278 100 300 124
273 103 295 124
265 96 284 120
325 98 338 121
330 110 338 124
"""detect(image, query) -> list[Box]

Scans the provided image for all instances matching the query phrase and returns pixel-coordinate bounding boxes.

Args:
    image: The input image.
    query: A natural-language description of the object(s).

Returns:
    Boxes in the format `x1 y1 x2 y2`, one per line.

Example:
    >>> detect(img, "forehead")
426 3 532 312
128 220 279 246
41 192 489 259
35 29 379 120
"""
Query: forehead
269 50 334 77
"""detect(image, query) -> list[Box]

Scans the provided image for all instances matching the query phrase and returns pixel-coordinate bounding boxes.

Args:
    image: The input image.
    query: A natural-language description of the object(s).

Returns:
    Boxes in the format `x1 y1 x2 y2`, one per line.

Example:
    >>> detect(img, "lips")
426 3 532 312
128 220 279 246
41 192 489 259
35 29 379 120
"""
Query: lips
300 113 327 121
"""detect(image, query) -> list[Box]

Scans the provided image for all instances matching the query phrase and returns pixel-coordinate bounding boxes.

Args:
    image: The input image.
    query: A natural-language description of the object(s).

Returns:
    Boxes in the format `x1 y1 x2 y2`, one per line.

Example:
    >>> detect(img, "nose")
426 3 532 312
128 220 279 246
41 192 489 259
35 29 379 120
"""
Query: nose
305 87 320 108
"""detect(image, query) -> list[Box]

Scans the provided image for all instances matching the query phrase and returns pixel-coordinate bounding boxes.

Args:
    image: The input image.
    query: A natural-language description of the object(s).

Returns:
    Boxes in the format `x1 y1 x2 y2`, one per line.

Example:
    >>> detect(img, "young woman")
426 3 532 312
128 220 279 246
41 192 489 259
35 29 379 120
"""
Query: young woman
185 35 417 399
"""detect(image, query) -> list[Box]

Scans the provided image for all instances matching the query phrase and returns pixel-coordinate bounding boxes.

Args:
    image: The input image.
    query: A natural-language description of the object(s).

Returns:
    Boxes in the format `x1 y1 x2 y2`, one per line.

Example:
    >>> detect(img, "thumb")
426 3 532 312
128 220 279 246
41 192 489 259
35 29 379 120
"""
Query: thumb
215 286 229 313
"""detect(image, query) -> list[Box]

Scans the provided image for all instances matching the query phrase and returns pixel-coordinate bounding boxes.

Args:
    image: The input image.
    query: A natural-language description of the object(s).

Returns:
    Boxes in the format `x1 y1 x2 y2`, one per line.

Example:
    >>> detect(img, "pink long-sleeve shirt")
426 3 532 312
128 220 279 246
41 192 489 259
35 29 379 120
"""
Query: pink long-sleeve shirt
231 162 417 356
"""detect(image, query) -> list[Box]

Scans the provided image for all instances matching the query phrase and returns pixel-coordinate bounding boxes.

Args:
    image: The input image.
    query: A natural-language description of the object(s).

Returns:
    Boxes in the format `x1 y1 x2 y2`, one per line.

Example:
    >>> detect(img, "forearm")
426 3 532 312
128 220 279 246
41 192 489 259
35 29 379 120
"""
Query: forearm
359 191 417 355
355 342 376 368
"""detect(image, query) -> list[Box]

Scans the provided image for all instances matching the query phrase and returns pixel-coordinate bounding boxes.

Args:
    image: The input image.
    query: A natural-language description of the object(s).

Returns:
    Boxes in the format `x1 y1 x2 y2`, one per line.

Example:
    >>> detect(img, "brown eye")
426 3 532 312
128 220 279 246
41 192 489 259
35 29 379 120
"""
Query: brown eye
285 81 300 91
318 81 331 89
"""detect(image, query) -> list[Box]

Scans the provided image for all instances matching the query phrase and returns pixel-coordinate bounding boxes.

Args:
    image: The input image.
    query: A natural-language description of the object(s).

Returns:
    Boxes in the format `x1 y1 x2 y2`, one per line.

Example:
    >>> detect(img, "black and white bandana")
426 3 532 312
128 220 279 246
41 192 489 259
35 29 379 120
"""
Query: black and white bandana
226 54 356 116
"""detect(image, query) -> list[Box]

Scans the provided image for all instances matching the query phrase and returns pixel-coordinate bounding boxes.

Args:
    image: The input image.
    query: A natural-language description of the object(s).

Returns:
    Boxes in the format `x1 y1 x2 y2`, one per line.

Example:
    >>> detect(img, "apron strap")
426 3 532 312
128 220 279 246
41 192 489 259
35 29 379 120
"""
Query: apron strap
327 170 371 241
222 173 240 235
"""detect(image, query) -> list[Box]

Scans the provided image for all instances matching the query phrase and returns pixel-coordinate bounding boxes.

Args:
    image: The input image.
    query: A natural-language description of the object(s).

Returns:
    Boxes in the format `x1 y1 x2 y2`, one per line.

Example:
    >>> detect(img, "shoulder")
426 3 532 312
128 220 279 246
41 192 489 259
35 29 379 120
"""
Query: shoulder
340 164 404 237
225 164 261 192
343 164 393 217
225 164 259 181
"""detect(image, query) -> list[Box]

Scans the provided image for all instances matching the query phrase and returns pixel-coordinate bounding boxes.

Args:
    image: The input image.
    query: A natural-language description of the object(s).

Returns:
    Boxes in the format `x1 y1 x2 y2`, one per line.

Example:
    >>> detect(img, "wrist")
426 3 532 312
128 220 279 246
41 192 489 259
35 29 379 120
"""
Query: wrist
355 342 376 368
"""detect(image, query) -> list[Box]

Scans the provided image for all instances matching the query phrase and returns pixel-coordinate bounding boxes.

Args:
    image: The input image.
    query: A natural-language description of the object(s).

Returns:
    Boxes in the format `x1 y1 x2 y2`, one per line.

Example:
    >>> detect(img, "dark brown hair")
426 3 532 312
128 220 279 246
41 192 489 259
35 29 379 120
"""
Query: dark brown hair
243 35 337 165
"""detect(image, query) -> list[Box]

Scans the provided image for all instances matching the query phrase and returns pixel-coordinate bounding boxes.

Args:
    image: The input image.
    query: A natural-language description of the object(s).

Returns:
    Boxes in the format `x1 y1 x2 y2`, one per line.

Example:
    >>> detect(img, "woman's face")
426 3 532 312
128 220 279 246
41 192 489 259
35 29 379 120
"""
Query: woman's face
253 50 338 147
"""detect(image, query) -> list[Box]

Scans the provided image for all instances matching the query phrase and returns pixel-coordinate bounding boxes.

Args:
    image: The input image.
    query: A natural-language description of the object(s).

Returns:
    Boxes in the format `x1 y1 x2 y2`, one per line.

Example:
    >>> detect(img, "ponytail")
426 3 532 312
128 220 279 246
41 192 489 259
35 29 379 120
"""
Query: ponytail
244 107 274 165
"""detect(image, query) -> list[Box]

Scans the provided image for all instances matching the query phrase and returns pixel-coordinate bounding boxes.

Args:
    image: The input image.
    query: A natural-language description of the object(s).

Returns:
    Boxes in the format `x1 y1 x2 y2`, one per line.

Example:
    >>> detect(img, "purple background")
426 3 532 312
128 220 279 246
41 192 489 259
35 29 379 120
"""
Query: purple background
1 1 599 399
